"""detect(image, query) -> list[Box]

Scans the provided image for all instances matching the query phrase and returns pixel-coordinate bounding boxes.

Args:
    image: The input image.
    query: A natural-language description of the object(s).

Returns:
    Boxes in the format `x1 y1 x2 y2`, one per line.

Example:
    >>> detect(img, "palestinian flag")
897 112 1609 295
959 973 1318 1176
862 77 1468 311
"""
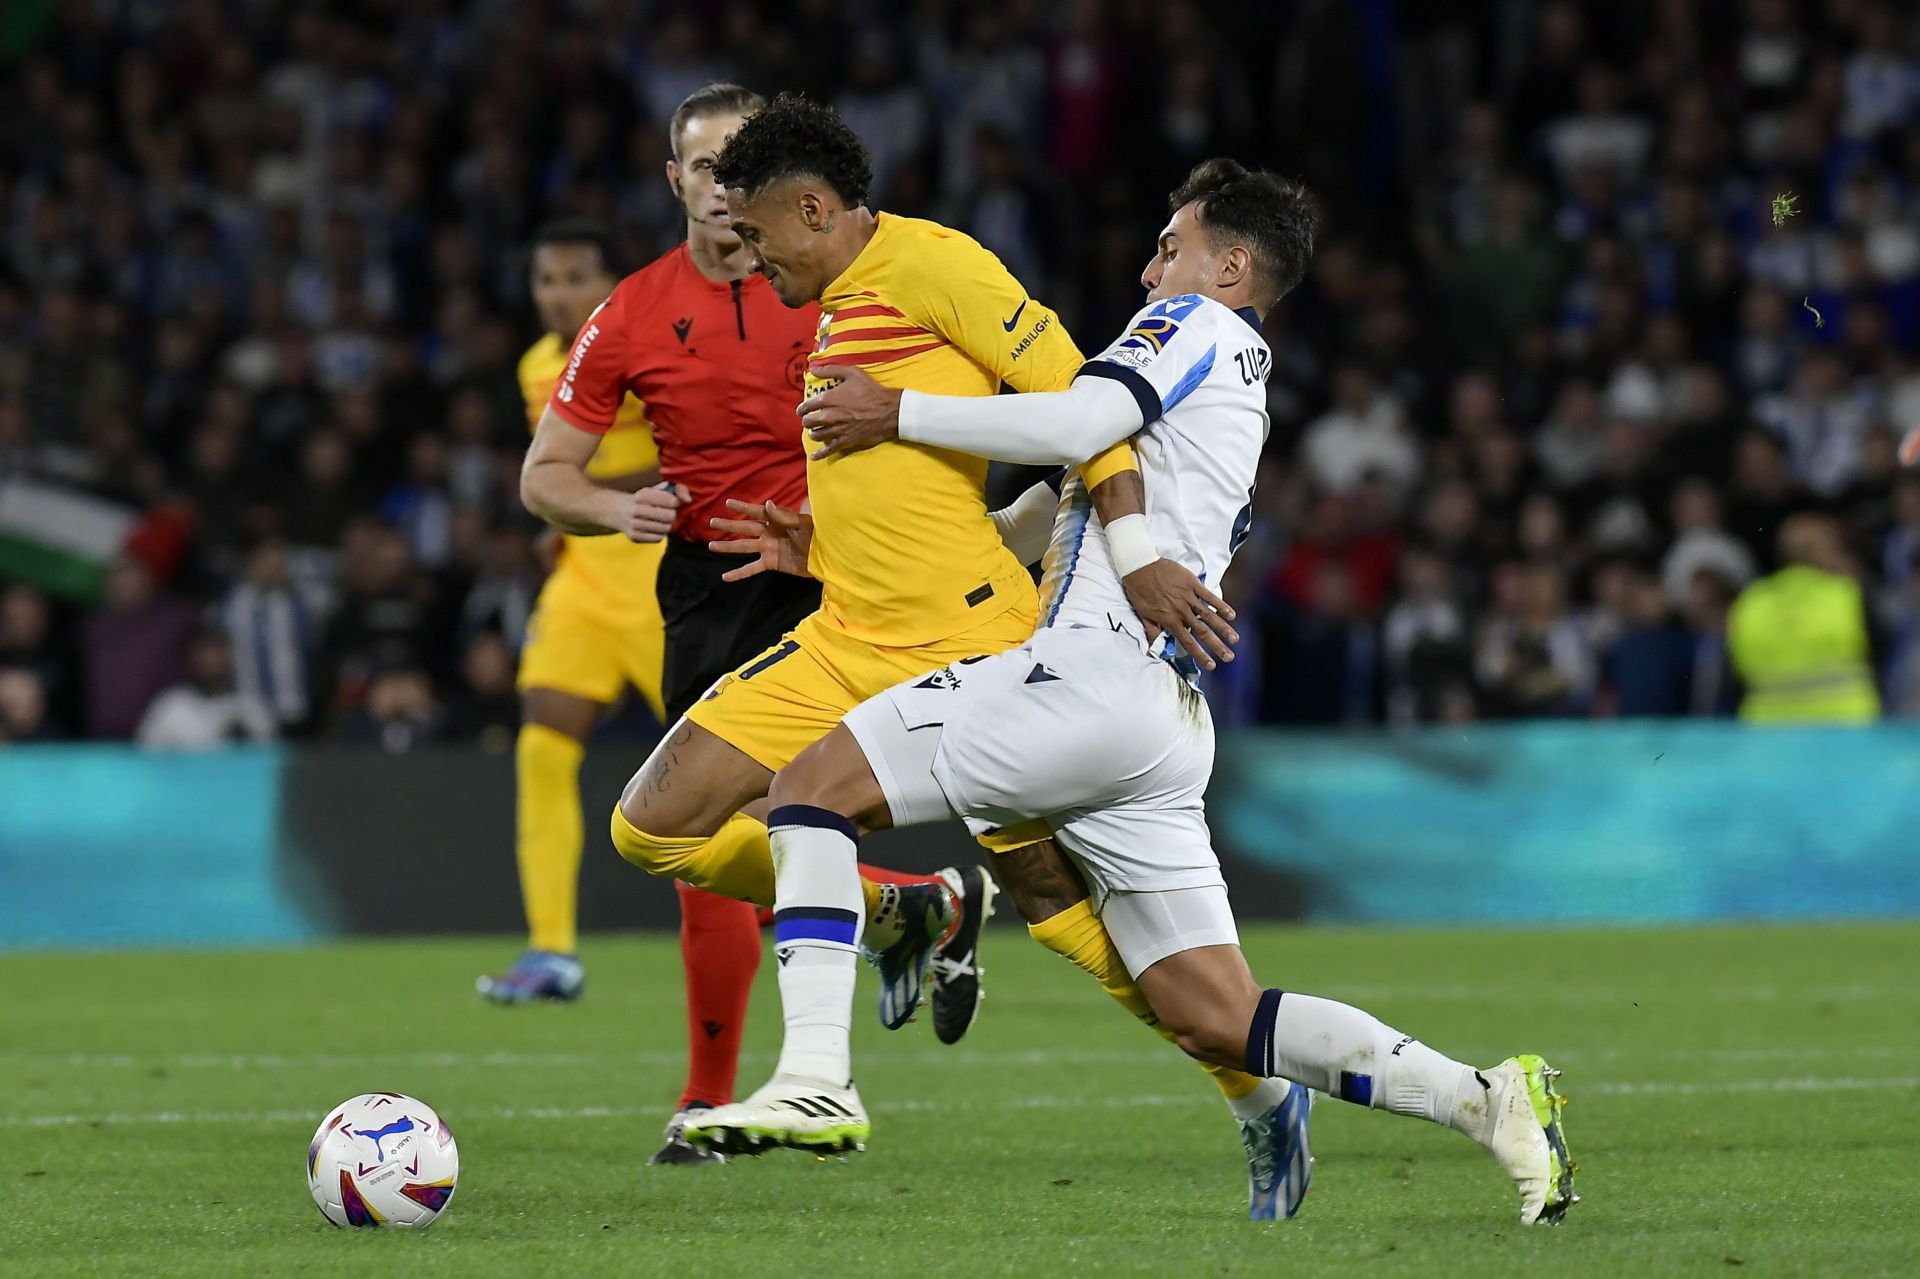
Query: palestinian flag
0 477 140 604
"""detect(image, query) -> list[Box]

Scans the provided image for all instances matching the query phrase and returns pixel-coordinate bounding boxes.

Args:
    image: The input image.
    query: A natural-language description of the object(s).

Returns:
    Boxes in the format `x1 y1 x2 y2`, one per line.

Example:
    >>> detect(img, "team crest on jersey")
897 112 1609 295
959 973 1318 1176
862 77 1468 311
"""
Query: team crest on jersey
1117 314 1179 355
1115 296 1200 358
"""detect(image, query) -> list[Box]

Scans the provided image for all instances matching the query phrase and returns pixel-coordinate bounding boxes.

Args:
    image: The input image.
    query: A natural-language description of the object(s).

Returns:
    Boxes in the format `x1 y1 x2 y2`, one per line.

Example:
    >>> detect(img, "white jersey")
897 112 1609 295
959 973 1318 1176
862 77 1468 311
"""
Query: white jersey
841 289 1277 942
1036 292 1271 676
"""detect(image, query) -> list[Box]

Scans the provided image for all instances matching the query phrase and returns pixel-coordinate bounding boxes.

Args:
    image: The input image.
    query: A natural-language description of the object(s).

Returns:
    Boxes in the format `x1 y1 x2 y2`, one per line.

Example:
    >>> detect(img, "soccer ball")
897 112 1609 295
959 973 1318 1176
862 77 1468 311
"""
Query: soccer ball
307 1092 459 1229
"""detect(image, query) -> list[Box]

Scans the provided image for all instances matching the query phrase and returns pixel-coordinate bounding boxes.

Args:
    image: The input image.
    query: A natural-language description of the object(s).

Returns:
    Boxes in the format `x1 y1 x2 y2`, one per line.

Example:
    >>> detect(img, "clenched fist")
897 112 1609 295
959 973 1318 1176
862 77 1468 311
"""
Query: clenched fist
616 484 690 543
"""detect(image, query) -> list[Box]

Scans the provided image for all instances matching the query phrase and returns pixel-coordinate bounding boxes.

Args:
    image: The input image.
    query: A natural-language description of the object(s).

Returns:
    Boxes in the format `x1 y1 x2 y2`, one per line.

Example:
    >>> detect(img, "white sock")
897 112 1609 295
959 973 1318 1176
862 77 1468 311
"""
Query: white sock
1244 988 1485 1138
1385 1037 1493 1143
1226 1077 1293 1122
768 805 865 1088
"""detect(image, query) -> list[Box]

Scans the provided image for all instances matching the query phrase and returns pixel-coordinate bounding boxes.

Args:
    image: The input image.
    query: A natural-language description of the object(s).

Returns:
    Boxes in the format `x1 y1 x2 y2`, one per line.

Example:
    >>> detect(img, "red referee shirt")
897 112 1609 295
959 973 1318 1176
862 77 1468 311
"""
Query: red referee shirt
548 242 818 541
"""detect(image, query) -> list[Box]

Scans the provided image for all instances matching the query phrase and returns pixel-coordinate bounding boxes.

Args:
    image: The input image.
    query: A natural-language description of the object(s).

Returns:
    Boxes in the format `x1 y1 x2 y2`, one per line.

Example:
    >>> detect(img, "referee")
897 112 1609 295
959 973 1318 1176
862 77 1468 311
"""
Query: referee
519 84 942 1165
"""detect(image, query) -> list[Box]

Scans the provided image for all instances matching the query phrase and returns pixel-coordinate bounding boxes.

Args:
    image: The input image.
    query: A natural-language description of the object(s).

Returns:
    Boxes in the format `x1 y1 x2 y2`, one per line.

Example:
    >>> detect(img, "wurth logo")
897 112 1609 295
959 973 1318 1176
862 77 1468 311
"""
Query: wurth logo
559 322 601 402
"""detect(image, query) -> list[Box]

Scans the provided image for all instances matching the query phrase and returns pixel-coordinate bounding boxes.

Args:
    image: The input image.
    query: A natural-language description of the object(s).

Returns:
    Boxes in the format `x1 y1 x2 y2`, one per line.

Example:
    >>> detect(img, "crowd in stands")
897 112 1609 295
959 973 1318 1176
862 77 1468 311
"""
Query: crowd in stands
2 0 1918 746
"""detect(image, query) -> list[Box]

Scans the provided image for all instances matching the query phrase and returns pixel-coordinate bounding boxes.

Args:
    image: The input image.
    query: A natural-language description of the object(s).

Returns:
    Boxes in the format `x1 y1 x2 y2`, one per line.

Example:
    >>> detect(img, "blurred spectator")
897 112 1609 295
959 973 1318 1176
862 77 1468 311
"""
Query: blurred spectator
1301 364 1420 497
1684 568 1741 718
457 522 538 653
1755 349 1878 498
278 428 362 549
1259 559 1379 726
218 536 318 731
1726 429 1809 562
1601 566 1694 717
0 582 70 732
445 631 519 747
949 125 1057 299
1534 377 1605 490
1661 479 1757 609
1880 475 1920 602
319 524 438 716
3 1 1920 736
1729 514 1881 724
1841 3 1920 142
1883 562 1920 717
837 31 928 202
382 432 456 571
136 629 277 750
1475 560 1592 717
0 665 51 742
1381 545 1470 724
79 558 197 739
339 663 443 753
1271 489 1402 621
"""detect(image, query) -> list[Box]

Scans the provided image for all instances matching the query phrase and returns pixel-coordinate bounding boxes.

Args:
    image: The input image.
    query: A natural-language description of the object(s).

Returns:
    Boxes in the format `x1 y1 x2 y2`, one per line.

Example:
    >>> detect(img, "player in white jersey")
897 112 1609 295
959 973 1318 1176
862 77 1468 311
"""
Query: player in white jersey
689 161 1577 1228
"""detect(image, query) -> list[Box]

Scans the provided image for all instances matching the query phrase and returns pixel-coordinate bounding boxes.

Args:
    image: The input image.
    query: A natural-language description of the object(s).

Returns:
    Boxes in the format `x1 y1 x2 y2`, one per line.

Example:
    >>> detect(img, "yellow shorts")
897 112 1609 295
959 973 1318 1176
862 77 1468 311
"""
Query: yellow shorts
686 599 1038 775
517 560 666 721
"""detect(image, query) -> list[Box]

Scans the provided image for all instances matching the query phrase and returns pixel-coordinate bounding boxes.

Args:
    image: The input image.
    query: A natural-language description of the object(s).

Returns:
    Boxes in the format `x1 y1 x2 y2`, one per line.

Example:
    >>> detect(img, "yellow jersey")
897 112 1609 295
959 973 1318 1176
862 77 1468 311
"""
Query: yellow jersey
518 334 661 624
803 214 1085 647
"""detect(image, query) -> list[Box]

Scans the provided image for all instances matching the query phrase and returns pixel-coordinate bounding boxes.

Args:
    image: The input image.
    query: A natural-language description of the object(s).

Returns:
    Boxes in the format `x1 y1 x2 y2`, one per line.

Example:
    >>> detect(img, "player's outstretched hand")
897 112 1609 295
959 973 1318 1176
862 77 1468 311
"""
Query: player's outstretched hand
709 498 816 582
621 483 689 543
1122 559 1238 672
799 365 903 460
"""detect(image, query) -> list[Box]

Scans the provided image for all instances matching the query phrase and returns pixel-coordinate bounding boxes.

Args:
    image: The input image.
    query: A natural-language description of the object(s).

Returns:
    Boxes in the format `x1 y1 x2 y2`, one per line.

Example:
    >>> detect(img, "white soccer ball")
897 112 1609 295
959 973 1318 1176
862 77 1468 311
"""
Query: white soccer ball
307 1092 459 1229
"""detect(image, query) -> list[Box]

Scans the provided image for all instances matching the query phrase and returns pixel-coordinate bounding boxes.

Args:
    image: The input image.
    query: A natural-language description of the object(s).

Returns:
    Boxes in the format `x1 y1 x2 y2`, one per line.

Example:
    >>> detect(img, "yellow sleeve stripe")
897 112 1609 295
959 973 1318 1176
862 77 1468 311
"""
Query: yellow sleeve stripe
809 337 951 370
1080 440 1139 489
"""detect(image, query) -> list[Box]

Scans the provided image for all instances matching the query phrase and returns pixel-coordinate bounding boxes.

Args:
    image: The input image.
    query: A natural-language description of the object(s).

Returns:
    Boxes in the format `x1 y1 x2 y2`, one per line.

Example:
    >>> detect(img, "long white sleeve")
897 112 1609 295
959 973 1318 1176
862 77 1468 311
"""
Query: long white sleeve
898 376 1143 466
990 479 1061 566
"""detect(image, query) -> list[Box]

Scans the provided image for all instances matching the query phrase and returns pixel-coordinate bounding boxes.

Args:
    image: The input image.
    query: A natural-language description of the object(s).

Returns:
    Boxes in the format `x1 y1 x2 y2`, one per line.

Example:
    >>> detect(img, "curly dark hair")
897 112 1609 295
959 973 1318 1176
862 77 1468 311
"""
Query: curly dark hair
712 92 873 207
1168 159 1318 307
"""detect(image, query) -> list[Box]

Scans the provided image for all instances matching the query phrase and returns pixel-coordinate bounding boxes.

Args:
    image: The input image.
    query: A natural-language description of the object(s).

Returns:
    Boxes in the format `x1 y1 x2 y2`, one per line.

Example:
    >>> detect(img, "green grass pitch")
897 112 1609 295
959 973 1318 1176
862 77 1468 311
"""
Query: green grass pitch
3 922 1917 1277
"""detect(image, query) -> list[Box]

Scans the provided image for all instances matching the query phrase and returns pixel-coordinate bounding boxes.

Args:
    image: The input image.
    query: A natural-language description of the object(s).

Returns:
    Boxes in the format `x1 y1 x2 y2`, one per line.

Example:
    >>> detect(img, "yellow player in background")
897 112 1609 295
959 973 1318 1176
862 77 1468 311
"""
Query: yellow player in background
479 219 669 1003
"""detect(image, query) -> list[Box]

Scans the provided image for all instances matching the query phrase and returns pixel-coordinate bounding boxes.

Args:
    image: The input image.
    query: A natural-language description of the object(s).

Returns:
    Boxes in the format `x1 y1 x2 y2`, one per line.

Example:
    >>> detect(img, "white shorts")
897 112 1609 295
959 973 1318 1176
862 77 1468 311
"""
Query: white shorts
842 625 1225 900
1101 883 1240 978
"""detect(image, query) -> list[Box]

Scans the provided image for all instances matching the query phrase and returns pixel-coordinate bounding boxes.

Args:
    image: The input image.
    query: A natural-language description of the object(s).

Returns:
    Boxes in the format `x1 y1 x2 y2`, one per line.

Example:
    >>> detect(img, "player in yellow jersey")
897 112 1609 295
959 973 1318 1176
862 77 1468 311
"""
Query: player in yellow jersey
595 93 1090 1042
478 220 677 1005
598 96 1269 1151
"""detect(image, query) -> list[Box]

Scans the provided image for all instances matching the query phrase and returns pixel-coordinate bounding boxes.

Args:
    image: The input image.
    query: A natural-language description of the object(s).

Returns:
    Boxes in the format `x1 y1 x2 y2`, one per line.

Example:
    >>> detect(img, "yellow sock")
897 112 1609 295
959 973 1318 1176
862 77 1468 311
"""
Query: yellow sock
1029 899 1263 1103
516 723 585 954
611 807 777 903
610 806 891 919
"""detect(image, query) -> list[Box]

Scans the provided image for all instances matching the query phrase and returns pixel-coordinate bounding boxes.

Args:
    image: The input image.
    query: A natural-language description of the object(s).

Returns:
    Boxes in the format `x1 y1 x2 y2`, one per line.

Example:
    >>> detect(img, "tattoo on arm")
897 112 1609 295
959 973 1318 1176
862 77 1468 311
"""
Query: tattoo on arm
990 838 1091 925
636 722 695 813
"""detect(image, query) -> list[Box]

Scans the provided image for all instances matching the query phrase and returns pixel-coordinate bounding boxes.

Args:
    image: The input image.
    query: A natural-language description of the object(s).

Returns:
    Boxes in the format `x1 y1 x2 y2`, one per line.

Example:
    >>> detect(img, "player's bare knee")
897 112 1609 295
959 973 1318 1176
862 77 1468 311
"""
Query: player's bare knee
1137 949 1260 1069
770 726 890 831
1139 1006 1217 1065
1150 1003 1240 1069
766 745 831 813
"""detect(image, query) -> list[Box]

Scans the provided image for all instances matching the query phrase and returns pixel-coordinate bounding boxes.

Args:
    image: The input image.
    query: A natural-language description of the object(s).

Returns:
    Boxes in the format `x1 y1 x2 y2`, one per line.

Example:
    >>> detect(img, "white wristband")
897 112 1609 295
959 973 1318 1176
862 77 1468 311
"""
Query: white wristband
1104 513 1158 578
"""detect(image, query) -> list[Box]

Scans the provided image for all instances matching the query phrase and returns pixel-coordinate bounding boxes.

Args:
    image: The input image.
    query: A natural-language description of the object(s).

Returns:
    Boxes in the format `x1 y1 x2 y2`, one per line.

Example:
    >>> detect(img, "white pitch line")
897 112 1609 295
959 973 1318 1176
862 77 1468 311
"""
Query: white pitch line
5 1043 1908 1073
1586 1075 1920 1096
4 1075 1915 1130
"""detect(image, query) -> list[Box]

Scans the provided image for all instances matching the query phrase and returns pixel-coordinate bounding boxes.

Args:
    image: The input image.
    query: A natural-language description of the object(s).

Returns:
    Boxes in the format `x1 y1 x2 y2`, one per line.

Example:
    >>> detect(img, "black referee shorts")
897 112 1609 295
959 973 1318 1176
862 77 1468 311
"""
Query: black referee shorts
657 535 822 723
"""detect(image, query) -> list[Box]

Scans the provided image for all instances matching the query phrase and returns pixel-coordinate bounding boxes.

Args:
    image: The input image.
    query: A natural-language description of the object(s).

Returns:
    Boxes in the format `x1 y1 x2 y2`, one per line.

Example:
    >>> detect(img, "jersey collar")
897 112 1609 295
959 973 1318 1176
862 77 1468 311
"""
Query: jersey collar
1233 306 1263 335
818 211 892 310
